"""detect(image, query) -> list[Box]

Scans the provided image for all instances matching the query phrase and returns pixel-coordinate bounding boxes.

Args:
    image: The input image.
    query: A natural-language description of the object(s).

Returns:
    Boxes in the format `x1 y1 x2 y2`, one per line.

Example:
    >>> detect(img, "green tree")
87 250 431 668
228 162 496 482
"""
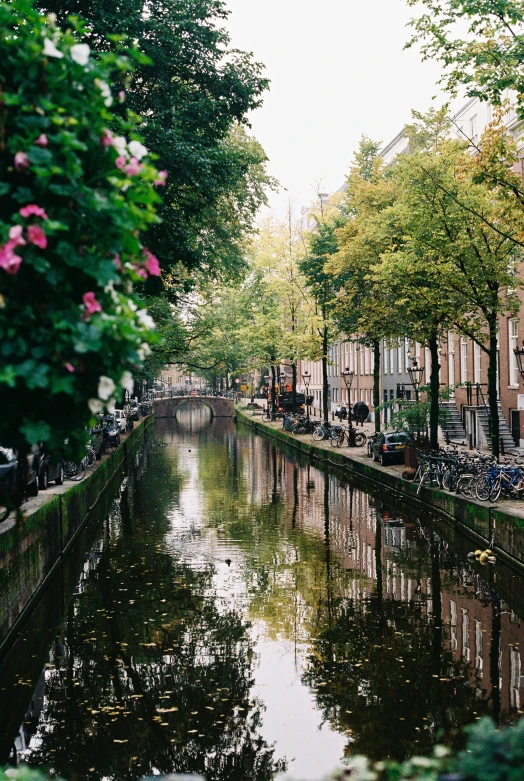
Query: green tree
301 212 343 424
385 110 524 456
40 0 274 285
328 137 398 434
0 1 161 505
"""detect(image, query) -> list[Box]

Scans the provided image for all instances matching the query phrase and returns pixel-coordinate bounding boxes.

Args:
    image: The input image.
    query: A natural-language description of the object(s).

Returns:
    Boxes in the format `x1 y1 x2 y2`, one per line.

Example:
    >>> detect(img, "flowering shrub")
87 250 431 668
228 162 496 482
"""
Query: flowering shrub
0 0 165 465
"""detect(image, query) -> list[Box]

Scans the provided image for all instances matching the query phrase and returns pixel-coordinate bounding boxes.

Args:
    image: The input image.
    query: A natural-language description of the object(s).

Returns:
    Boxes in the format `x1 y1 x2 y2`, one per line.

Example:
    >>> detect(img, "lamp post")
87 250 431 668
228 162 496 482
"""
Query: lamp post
341 367 354 428
514 341 524 381
407 357 424 440
302 370 311 419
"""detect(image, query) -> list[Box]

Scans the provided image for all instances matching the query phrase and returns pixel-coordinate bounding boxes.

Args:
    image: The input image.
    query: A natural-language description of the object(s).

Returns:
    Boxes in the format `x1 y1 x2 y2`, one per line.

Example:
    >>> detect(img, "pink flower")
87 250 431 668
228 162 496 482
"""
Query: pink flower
113 253 122 270
144 249 161 276
82 291 102 320
35 134 48 147
27 225 47 249
115 156 126 170
154 170 168 186
14 152 29 171
134 264 148 279
8 225 26 246
125 157 142 176
20 204 48 219
118 91 125 102
65 362 75 373
0 242 22 274
101 129 113 147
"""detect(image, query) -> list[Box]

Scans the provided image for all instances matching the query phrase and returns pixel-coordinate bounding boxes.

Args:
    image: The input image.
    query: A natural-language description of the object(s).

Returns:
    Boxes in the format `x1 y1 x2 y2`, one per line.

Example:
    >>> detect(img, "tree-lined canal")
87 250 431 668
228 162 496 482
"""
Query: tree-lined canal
1 406 523 780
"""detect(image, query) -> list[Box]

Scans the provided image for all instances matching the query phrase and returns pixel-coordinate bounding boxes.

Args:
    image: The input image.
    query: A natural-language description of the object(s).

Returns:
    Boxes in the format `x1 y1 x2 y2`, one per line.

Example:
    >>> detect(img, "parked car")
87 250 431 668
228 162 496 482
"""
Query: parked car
123 403 134 431
38 455 64 489
113 409 127 434
0 444 40 502
100 415 121 450
371 431 413 466
140 400 153 416
129 399 140 421
89 425 105 460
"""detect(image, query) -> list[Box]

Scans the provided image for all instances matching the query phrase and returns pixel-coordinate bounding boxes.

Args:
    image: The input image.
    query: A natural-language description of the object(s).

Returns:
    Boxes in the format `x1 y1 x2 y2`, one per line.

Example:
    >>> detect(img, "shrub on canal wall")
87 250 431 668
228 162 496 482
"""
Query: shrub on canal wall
1 717 523 780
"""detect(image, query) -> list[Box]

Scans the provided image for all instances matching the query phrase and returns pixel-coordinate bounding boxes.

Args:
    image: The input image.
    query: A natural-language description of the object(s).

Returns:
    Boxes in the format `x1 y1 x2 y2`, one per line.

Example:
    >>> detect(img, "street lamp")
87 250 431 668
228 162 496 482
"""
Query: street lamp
514 341 524 381
302 370 311 419
407 357 424 441
341 367 354 428
407 358 424 403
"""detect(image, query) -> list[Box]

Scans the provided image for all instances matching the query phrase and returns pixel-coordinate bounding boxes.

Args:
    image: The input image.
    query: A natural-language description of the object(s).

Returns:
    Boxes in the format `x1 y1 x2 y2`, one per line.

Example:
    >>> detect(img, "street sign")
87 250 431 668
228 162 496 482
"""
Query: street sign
240 384 248 391
518 394 524 411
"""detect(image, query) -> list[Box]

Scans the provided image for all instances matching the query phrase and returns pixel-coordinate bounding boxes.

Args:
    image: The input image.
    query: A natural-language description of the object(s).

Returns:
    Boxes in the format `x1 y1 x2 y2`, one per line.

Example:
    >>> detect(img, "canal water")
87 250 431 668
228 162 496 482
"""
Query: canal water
1 406 523 780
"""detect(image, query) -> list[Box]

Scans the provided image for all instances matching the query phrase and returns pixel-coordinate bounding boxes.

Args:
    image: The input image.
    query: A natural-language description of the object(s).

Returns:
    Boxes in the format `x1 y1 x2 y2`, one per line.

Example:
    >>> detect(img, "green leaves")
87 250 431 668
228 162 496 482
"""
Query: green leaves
0 0 161 465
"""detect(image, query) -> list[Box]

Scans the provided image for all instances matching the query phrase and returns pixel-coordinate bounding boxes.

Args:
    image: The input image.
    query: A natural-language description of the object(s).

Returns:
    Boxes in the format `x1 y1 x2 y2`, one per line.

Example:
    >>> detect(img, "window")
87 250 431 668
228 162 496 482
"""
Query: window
510 646 521 709
390 347 395 374
509 319 519 386
475 620 483 675
398 342 404 374
460 337 468 384
450 600 457 652
448 332 455 388
384 340 389 374
364 347 370 375
474 341 482 385
470 114 478 145
462 609 470 662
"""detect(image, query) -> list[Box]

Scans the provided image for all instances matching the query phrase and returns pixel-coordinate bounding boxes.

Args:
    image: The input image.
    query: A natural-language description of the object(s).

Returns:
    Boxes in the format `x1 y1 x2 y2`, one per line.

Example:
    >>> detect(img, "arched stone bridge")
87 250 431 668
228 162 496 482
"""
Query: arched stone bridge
154 395 235 419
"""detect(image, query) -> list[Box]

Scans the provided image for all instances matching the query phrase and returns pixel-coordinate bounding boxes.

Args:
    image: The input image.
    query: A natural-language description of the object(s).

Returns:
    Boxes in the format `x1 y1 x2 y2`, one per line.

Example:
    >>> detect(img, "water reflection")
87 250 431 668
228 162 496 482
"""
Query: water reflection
1 407 523 779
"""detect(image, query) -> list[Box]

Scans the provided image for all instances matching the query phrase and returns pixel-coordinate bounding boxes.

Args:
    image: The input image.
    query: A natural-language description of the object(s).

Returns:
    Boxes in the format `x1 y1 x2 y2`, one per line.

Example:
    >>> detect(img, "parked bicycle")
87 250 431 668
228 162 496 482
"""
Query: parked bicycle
330 426 366 448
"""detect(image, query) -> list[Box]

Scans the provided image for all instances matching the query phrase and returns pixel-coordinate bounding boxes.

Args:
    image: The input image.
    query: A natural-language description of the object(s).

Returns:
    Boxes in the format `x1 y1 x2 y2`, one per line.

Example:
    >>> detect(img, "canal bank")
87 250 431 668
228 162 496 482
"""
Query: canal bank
235 407 524 574
0 415 154 661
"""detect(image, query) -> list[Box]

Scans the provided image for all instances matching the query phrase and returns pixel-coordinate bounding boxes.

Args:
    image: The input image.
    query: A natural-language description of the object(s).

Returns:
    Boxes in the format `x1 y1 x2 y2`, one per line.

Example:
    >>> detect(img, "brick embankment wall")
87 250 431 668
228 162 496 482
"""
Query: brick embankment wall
235 408 524 575
0 415 154 661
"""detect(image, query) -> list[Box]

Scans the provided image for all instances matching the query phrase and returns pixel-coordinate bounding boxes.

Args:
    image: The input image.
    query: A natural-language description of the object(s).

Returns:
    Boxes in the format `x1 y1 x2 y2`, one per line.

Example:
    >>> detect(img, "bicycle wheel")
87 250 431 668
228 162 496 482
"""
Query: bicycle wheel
354 432 366 447
475 475 491 501
330 434 342 448
489 480 502 502
312 427 325 442
417 470 427 495
442 470 453 491
85 448 96 468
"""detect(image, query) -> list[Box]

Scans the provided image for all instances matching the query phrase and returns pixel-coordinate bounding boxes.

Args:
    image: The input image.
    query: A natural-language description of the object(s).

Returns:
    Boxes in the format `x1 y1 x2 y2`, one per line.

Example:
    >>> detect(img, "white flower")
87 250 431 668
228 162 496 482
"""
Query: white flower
433 745 450 759
43 38 64 58
137 309 155 330
70 43 90 66
47 12 57 27
107 400 116 414
128 140 148 160
112 136 128 157
137 342 152 360
127 298 137 312
98 375 116 401
120 371 134 395
104 280 119 304
95 79 113 106
88 398 104 415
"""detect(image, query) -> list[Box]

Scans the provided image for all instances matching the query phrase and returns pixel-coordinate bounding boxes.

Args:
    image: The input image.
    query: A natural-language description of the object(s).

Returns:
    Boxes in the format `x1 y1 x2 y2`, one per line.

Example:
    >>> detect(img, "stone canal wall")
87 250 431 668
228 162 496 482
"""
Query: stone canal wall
0 416 153 660
235 408 524 574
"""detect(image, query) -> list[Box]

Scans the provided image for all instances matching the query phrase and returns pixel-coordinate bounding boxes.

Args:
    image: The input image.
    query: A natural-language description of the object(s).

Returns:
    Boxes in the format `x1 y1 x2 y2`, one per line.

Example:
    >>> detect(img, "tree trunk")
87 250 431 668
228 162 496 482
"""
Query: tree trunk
429 334 441 451
322 316 329 425
487 317 500 458
373 339 381 434
292 362 297 413
271 364 277 420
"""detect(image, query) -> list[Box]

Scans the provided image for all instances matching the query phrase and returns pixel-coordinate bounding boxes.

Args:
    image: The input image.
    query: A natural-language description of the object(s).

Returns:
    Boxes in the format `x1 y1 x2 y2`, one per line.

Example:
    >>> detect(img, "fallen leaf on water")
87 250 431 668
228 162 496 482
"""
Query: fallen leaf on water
114 739 128 743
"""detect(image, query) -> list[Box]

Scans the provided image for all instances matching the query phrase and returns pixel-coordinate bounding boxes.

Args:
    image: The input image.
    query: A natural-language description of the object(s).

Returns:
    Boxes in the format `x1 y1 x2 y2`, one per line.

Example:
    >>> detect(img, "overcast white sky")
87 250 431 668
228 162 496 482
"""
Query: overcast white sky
225 0 445 216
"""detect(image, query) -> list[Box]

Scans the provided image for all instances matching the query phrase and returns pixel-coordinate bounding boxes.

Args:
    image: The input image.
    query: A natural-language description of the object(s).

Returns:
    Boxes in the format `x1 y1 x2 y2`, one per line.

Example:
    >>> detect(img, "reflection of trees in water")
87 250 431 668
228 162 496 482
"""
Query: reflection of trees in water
302 594 487 762
27 527 281 781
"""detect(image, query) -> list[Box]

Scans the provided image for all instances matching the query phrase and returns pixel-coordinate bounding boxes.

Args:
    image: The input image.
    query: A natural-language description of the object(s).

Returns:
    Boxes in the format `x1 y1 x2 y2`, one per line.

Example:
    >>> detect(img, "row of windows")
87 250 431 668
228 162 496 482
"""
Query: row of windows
303 320 521 389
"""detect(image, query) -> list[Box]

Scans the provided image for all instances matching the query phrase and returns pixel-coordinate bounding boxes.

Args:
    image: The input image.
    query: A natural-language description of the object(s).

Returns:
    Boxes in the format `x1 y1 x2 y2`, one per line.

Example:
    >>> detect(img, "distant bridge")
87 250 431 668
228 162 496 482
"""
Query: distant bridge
154 395 235 419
